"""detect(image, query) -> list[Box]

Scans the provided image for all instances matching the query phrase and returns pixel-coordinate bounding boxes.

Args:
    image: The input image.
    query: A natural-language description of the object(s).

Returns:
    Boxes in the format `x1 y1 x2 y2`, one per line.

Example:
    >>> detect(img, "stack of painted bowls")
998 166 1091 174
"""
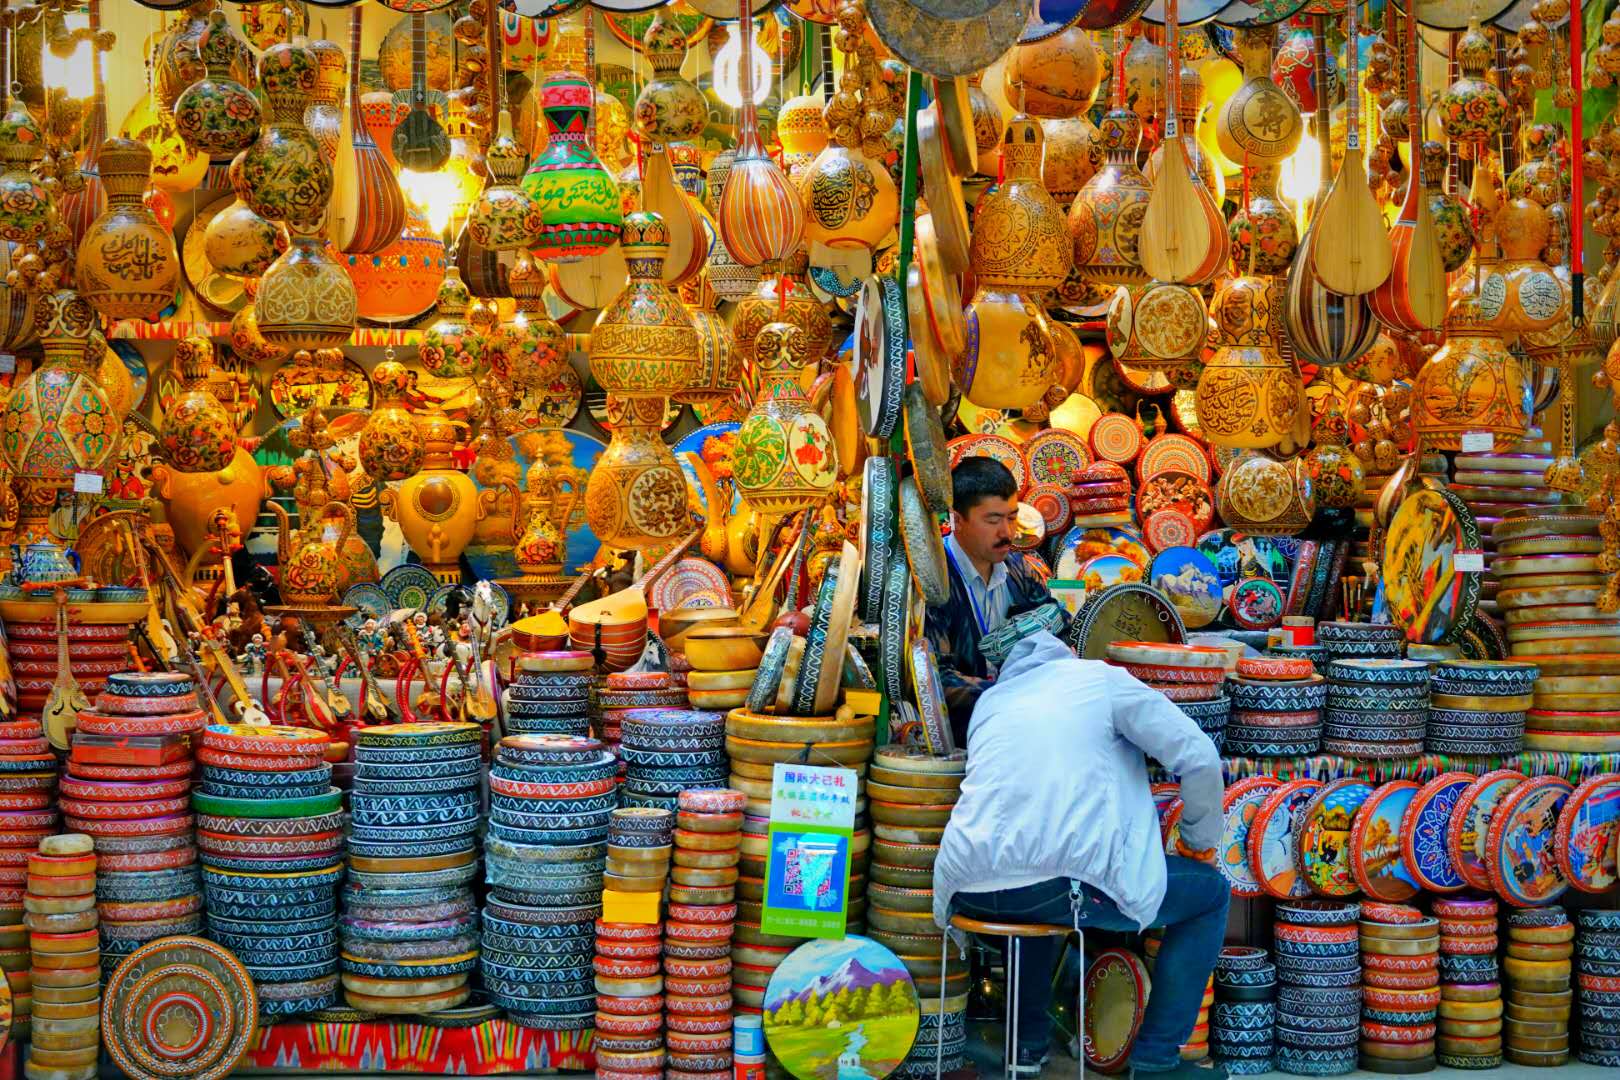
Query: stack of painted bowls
594 919 666 1078
505 651 595 736
1576 909 1620 1066
342 722 482 1016
1316 622 1404 665
1273 900 1361 1076
0 708 56 1024
1105 642 1228 707
1223 659 1326 757
1503 906 1573 1067
25 834 98 1080
1450 429 1560 615
195 723 342 1017
1359 904 1439 1073
619 708 729 813
1068 460 1132 528
1211 946 1276 1075
1324 659 1430 758
483 734 612 1027
1425 661 1536 755
1435 895 1503 1070
607 806 673 900
666 788 742 1071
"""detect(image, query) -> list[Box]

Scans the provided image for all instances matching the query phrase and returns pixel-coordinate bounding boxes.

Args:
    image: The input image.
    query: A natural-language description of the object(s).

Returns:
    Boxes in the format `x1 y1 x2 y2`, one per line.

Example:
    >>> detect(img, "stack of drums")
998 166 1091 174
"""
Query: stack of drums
1576 909 1620 1066
866 747 966 1077
1223 662 1326 757
1324 660 1430 758
599 680 690 785
1273 900 1361 1076
594 920 666 1080
1266 640 1330 676
683 650 755 714
1068 461 1132 528
483 734 612 1026
608 806 673 896
1434 895 1503 1069
1211 946 1276 1075
1358 904 1439 1073
4 618 121 719
342 722 482 1016
1449 429 1560 616
195 723 342 1017
26 834 98 1080
666 788 742 1077
1426 661 1536 755
619 709 729 813
1105 642 1229 708
505 651 594 736
1175 695 1230 752
1503 906 1573 1067
1316 622 1404 665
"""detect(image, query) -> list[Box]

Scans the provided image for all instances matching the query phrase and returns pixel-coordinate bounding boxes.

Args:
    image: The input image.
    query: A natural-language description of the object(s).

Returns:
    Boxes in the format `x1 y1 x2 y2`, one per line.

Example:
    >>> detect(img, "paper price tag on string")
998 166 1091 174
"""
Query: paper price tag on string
72 472 103 495
1455 550 1485 573
1460 432 1494 453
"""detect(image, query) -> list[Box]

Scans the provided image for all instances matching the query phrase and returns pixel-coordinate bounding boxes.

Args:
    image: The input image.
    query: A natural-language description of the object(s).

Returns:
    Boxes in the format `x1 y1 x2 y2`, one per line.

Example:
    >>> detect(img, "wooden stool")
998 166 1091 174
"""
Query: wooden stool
945 915 1077 1079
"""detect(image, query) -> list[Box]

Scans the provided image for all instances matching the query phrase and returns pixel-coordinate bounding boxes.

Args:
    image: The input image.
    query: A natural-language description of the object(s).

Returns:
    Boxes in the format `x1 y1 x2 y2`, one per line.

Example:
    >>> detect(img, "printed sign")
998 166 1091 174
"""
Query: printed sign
763 763 858 939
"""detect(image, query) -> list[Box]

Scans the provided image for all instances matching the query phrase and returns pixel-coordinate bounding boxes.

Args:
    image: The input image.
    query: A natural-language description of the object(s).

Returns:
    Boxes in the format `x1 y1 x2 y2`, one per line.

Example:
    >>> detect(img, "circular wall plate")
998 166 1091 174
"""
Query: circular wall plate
1221 776 1283 898
1295 778 1374 898
1248 778 1324 900
1486 776 1573 908
1556 773 1620 894
1351 781 1421 902
1398 771 1473 894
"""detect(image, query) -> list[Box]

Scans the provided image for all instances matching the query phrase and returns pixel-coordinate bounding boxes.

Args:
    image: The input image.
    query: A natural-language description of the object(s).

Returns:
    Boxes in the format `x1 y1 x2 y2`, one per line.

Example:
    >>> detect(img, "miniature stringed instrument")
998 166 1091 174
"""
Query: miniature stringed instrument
331 5 406 254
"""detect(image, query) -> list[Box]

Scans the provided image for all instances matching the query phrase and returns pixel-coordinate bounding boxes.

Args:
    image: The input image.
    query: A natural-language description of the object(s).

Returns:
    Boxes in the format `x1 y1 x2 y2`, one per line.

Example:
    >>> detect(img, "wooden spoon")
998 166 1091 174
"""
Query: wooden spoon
1310 0 1393 296
41 589 89 752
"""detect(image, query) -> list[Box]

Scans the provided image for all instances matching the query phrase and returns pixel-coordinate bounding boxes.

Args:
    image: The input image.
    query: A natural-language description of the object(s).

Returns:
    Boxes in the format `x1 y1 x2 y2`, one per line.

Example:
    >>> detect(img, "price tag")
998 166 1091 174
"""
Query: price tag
1460 432 1494 453
1455 550 1485 573
322 526 340 543
72 472 103 495
0 353 16 374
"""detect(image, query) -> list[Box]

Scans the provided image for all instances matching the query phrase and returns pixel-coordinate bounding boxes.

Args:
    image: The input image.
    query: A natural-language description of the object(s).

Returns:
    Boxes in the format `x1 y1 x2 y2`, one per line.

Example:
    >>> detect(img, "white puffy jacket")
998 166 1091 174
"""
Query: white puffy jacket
931 632 1225 931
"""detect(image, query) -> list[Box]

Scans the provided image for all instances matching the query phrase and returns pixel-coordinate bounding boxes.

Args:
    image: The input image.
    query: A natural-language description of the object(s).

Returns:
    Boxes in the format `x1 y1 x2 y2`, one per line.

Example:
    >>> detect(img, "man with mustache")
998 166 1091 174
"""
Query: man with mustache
925 456 1067 747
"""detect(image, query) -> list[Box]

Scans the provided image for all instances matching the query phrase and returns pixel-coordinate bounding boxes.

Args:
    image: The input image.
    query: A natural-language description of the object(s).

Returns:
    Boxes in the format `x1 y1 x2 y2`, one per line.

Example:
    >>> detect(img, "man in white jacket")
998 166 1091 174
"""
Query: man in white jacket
932 630 1228 1080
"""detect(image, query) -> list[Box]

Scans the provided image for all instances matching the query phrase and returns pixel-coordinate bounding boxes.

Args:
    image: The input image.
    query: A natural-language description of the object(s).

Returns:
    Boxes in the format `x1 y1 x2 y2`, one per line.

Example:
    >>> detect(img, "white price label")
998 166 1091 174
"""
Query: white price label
0 353 17 374
1460 432 1494 453
322 525 340 543
72 472 103 495
1455 551 1485 573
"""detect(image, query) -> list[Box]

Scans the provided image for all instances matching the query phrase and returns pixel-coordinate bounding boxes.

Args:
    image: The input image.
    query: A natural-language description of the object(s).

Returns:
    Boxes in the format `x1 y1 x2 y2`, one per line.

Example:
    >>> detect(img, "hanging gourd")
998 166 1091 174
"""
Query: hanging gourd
634 14 710 285
1069 107 1153 285
241 43 331 227
171 9 260 158
1003 25 1105 120
1217 28 1303 167
419 268 486 380
158 337 237 474
0 99 50 246
1422 141 1477 273
1438 21 1508 148
1311 0 1392 297
467 110 543 252
969 116 1073 294
1196 275 1304 452
1229 166 1298 276
76 138 179 323
1413 295 1529 450
1272 19 1332 114
718 3 804 268
1479 196 1568 336
590 211 701 399
521 71 623 262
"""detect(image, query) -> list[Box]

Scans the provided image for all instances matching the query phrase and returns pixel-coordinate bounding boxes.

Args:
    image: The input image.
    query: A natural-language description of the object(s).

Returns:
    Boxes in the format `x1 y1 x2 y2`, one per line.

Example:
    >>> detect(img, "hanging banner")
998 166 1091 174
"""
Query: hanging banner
762 762 858 940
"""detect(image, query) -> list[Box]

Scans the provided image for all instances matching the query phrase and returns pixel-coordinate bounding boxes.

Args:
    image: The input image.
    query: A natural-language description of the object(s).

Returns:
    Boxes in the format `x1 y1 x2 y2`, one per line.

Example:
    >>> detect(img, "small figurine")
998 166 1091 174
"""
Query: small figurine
358 618 387 663
242 633 267 676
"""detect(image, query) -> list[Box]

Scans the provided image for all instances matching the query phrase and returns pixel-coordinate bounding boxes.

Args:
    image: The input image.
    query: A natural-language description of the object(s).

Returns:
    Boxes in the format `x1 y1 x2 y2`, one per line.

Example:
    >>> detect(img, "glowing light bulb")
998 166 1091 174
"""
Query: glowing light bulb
1278 127 1321 231
42 14 94 99
713 23 770 110
398 169 460 234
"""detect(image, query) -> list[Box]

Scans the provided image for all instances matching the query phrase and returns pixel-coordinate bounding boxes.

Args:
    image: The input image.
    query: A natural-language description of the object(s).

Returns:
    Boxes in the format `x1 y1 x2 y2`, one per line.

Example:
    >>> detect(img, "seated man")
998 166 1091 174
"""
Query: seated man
924 456 1067 746
933 629 1228 1080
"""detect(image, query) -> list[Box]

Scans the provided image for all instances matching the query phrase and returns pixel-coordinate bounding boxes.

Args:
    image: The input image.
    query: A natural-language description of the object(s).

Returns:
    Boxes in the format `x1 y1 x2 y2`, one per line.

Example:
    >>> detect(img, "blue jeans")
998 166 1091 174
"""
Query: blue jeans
954 856 1230 1072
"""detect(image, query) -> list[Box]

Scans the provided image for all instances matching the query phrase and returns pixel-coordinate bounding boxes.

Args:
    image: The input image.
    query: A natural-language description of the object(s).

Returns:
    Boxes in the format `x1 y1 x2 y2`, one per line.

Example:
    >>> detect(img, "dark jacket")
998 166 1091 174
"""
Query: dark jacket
924 550 1067 747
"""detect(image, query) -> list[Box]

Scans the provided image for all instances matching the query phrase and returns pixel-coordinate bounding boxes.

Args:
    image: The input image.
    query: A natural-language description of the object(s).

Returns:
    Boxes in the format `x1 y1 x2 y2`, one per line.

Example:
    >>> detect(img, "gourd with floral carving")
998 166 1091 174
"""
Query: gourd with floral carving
159 337 236 474
171 8 261 158
468 110 543 252
1195 275 1304 452
1070 108 1153 285
1414 295 1529 450
1421 142 1477 274
590 211 699 398
241 42 331 227
254 221 358 352
203 152 282 280
733 322 838 515
634 13 707 146
420 267 486 380
359 360 424 482
0 99 52 246
585 394 692 551
493 255 567 392
1303 404 1365 508
510 459 582 577
76 138 179 322
0 290 118 483
1228 165 1297 276
1439 21 1508 148
521 71 622 261
303 37 345 165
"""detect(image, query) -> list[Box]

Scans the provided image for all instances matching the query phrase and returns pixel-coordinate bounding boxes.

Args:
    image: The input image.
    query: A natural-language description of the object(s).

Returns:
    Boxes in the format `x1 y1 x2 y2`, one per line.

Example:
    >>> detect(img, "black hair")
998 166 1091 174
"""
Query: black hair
951 456 1018 513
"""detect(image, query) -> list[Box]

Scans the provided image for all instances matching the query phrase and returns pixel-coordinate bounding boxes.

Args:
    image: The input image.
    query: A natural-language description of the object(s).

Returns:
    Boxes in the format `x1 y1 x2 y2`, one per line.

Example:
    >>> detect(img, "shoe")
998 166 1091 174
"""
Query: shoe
1128 1060 1228 1080
1011 1044 1050 1077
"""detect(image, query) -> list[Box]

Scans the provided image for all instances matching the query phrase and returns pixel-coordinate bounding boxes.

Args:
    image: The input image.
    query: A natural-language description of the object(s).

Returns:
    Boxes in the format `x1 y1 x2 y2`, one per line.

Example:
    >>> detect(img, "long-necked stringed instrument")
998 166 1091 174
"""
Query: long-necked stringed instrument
1311 0 1392 295
331 6 406 254
391 12 450 174
1367 2 1447 331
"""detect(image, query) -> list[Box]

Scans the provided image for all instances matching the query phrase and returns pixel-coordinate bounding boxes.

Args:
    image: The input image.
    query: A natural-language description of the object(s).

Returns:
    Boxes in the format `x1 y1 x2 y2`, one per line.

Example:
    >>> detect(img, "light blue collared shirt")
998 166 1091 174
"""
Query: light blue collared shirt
945 532 1012 636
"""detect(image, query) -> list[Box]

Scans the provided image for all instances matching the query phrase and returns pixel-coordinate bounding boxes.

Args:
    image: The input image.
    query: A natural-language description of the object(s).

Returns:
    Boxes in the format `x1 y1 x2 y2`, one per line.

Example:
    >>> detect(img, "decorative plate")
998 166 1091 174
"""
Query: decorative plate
342 583 392 627
1196 529 1292 593
1056 526 1152 576
1295 779 1375 898
1139 433 1212 483
1350 780 1421 902
855 276 905 440
1221 776 1284 898
1076 554 1143 601
1138 471 1214 535
1383 486 1482 646
382 564 440 612
1011 502 1047 552
1026 483 1073 535
899 478 950 608
1143 509 1198 554
1399 771 1473 894
1248 778 1323 900
1447 770 1528 894
1083 948 1152 1073
102 935 257 1080
649 558 732 613
1089 413 1144 464
947 434 1028 494
763 937 919 1080
1148 546 1223 630
1555 773 1620 894
1065 583 1186 660
1023 429 1093 488
904 382 952 515
1229 578 1285 631
1486 776 1573 907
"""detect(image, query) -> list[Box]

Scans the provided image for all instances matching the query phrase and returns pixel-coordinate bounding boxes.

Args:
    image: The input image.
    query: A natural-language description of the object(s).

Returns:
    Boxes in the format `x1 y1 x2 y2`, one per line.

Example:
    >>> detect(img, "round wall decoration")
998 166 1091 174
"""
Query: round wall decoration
762 936 920 1080
102 936 259 1080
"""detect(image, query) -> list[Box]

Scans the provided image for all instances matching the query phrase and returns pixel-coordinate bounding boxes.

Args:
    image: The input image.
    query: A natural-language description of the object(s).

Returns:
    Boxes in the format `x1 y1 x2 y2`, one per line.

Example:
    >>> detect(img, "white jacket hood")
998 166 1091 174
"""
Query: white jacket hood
931 631 1225 930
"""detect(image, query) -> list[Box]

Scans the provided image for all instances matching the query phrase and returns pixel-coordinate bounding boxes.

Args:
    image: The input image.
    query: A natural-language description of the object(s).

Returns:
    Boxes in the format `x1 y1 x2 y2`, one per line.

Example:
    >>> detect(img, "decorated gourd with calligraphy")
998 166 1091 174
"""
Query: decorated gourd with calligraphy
1195 275 1303 451
1413 295 1529 451
76 138 180 322
590 211 699 397
521 71 622 261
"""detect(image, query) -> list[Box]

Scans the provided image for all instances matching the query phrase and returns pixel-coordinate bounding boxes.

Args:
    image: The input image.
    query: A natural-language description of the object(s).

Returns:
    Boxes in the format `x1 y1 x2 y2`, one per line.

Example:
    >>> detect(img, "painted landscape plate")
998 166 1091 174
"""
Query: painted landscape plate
1248 778 1323 900
1295 778 1374 898
1057 526 1152 576
1486 776 1573 908
1556 774 1620 893
1383 486 1481 646
1399 771 1473 894
1447 770 1527 893
763 936 919 1080
1351 780 1421 902
1148 546 1223 630
1221 776 1283 898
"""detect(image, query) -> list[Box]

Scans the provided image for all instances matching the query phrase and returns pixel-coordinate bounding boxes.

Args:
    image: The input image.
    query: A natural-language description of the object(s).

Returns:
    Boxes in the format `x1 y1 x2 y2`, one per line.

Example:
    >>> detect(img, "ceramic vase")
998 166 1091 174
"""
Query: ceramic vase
521 71 623 262
590 211 699 398
0 290 118 482
1414 295 1529 451
170 9 260 158
1195 275 1304 451
255 224 358 352
1069 108 1153 286
158 336 236 474
241 42 331 227
585 395 691 551
76 138 180 322
733 322 838 515
380 408 482 581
